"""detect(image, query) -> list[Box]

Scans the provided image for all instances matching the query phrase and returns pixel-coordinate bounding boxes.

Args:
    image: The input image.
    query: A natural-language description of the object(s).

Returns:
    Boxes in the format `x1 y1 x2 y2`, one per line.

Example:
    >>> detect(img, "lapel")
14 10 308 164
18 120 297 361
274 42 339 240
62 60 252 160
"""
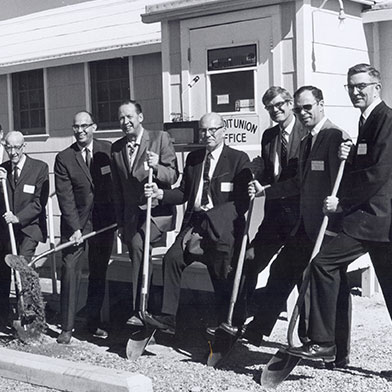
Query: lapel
211 144 228 181
189 148 206 207
117 137 131 175
302 120 330 180
72 143 93 185
358 101 385 142
17 155 32 187
288 118 306 160
132 130 150 177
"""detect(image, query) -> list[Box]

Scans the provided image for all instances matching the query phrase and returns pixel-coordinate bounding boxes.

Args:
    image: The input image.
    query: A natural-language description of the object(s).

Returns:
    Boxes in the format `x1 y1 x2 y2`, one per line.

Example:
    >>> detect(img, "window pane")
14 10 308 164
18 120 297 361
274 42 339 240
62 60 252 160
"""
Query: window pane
210 71 254 113
208 44 257 71
90 57 130 128
12 69 45 134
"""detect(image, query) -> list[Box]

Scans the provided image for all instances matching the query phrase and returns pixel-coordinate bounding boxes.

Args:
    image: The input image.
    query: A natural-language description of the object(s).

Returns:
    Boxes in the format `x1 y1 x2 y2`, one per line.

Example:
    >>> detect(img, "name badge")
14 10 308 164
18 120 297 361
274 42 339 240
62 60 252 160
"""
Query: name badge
101 165 111 175
357 143 367 155
221 182 233 192
23 184 35 194
311 160 325 171
144 161 149 171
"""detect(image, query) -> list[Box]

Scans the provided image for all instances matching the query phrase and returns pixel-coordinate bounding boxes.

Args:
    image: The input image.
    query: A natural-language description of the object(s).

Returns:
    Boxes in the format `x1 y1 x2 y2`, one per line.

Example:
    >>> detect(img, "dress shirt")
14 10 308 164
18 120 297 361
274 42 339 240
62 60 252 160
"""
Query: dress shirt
128 129 144 170
12 153 26 182
194 143 224 211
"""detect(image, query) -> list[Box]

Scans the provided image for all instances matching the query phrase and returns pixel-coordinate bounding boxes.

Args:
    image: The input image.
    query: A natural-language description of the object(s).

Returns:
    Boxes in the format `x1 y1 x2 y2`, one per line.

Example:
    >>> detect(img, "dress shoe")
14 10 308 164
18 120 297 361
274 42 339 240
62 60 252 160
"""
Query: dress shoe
88 327 108 339
325 356 350 370
56 330 72 344
288 342 336 363
126 314 144 327
241 324 263 347
206 326 218 337
144 313 176 335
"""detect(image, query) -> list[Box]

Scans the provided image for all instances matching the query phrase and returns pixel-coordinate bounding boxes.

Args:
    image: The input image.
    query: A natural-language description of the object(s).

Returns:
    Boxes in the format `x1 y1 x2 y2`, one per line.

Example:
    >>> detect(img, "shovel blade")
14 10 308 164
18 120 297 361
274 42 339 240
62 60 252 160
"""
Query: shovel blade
260 348 301 389
206 328 239 368
126 327 156 361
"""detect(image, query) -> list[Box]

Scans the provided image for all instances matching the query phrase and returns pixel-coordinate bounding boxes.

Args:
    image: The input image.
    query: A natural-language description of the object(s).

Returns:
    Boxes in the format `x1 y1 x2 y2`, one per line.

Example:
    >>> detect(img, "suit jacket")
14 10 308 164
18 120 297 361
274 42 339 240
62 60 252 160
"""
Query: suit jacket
111 130 178 243
254 117 307 229
162 144 251 278
266 119 348 242
0 155 49 242
339 101 392 242
54 139 115 239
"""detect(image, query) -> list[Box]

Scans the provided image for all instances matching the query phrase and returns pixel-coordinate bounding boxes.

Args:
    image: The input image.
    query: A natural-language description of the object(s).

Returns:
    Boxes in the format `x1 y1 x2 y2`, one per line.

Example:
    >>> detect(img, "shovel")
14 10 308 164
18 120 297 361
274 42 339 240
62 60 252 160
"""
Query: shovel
260 159 346 389
126 167 156 360
206 197 254 367
1 176 33 340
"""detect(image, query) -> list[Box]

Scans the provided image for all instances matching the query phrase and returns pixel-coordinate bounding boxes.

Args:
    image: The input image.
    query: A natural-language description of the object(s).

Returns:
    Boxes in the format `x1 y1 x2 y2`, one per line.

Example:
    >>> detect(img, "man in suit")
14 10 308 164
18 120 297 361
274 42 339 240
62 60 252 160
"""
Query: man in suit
144 112 251 335
288 64 392 365
111 100 178 327
55 111 115 344
247 86 351 367
0 131 49 328
238 86 306 325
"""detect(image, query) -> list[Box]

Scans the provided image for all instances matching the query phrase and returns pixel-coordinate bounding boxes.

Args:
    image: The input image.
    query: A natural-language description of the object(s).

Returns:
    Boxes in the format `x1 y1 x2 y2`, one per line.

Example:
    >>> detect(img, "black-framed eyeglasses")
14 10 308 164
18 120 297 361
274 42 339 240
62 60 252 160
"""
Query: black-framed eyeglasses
293 102 318 114
344 82 378 93
265 100 290 112
72 123 94 132
199 126 224 136
5 145 23 152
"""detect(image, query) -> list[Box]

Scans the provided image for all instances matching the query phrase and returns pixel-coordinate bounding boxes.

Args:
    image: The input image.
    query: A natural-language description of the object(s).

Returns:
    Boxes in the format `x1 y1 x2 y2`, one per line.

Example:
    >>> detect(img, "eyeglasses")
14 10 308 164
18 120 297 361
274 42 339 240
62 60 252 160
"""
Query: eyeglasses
293 102 318 114
265 100 290 112
199 126 224 136
5 145 23 152
72 123 93 132
344 82 378 92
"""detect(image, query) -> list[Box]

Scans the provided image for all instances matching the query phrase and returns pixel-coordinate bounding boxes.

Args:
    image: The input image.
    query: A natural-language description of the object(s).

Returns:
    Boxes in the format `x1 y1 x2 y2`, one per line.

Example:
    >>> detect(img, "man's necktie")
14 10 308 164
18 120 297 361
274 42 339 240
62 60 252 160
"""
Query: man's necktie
13 165 18 186
358 115 365 134
128 140 137 169
201 153 211 207
85 147 92 170
281 130 288 167
302 133 313 171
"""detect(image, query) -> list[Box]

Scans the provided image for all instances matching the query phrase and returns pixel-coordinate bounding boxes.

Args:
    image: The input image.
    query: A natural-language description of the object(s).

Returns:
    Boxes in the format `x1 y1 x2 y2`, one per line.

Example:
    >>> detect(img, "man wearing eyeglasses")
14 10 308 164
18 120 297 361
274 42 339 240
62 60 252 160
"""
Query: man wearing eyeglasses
246 86 351 367
287 65 392 365
143 112 251 335
54 111 116 344
0 131 49 329
239 86 306 332
111 100 178 328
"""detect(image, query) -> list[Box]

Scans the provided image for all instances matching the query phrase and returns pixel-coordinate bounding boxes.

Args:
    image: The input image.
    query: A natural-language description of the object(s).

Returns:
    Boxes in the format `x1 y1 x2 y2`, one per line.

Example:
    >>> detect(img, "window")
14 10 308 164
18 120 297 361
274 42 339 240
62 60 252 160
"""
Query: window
90 57 130 129
12 69 46 135
208 44 257 113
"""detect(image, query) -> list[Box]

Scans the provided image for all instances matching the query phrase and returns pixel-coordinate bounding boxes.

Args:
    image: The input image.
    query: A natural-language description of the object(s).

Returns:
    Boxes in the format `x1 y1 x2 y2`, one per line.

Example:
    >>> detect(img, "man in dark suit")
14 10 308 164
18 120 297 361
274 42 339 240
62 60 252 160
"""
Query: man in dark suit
55 111 115 344
111 100 178 327
288 64 392 365
144 112 251 335
240 86 306 320
0 131 49 327
247 86 351 367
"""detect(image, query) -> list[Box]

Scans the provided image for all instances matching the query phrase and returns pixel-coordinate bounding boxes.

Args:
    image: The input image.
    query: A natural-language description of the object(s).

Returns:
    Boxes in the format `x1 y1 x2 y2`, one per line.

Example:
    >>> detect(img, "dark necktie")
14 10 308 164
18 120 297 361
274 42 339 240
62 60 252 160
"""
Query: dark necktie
302 133 313 171
85 147 92 170
13 165 18 186
358 115 365 134
281 130 288 167
201 153 211 207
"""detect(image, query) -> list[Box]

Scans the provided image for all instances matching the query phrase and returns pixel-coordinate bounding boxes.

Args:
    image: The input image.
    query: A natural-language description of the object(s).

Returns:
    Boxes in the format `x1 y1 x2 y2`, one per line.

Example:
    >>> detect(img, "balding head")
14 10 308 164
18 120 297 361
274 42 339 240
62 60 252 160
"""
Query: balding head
199 112 225 151
4 131 26 165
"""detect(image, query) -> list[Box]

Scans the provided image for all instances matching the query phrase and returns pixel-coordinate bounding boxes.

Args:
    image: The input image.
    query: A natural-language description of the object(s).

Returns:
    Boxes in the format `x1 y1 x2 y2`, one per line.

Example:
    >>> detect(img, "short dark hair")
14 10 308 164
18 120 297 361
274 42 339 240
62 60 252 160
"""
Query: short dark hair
294 85 324 102
119 99 142 114
347 63 381 82
262 86 292 106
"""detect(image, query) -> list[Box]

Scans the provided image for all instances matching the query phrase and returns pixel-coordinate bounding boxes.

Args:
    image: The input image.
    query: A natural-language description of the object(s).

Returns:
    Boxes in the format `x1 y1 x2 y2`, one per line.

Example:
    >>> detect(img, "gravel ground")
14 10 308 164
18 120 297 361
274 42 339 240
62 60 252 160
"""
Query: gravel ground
0 291 391 392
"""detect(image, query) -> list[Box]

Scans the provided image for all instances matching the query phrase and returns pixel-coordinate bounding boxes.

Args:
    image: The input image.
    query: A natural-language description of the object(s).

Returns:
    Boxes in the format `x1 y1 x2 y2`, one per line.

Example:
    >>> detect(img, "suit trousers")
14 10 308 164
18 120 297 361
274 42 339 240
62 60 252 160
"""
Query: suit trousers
250 223 352 360
85 229 115 326
308 231 392 345
0 234 38 324
161 224 234 323
127 215 163 312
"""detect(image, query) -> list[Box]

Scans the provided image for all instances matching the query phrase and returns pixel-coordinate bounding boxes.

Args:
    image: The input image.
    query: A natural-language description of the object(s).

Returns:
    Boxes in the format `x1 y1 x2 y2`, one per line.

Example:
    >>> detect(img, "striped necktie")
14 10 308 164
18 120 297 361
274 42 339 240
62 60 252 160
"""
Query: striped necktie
281 130 288 167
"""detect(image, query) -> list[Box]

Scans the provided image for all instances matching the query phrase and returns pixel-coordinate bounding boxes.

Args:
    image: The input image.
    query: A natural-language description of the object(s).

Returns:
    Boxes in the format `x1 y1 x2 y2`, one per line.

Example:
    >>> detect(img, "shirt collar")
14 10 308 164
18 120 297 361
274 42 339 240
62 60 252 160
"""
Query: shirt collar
128 128 144 146
362 97 382 121
77 140 93 152
14 154 26 171
280 116 296 136
310 116 327 137
207 142 224 160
